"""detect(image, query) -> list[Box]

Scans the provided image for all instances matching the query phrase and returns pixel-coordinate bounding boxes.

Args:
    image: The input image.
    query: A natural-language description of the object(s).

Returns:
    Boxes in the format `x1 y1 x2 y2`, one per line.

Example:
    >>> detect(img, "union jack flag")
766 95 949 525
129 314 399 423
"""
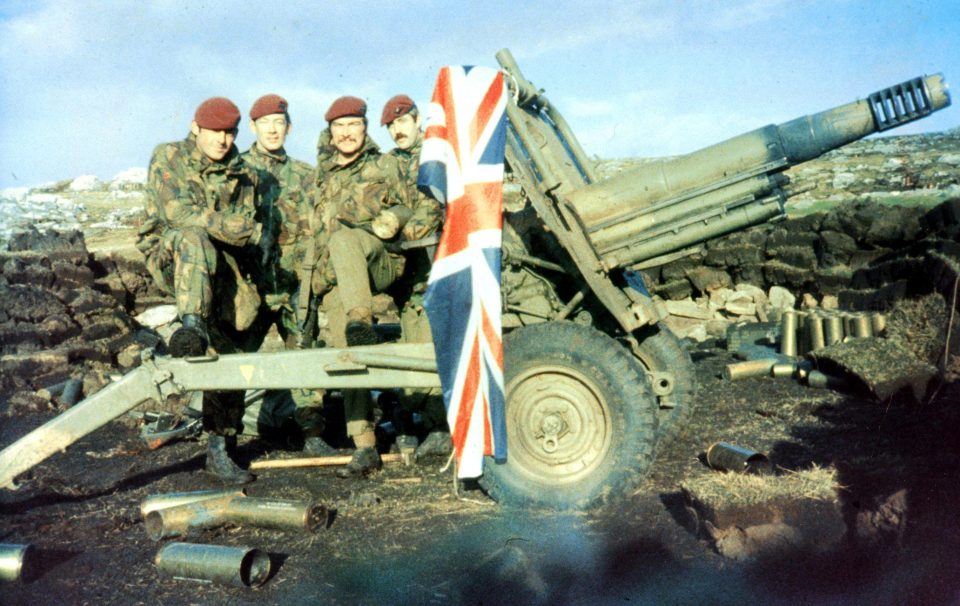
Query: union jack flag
418 65 508 479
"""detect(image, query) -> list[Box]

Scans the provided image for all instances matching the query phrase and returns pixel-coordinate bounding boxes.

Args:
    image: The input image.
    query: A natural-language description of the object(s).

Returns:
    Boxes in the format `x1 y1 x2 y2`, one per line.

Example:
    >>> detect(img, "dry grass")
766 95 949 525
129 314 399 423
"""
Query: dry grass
681 464 838 508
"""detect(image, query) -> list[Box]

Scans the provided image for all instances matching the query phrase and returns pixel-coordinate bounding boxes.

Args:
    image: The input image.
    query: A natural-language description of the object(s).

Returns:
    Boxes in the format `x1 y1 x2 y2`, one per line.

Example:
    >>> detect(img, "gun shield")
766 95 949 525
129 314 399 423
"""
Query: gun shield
154 542 271 588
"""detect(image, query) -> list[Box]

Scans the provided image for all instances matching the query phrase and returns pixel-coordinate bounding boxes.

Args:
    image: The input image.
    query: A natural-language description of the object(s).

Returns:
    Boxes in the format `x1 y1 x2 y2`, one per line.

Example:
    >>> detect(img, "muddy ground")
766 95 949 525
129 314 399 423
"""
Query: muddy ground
2 342 959 605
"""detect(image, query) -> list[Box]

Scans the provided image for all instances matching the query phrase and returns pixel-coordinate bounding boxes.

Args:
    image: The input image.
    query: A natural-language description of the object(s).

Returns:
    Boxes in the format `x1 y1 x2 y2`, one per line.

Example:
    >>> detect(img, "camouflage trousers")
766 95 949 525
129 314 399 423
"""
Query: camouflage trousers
327 227 404 315
315 228 406 438
399 301 448 433
145 226 260 330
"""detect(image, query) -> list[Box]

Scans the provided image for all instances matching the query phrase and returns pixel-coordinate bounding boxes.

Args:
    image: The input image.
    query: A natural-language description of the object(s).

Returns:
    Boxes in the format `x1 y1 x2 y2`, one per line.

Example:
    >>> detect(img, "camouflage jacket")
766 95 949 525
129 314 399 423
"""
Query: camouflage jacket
140 134 262 248
313 134 413 237
386 136 442 241
242 143 314 250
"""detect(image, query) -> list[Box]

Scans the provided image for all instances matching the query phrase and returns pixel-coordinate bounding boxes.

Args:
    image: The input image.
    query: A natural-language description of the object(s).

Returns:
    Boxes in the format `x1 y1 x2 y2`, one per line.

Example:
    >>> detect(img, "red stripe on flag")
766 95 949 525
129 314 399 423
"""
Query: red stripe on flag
452 335 482 459
436 182 504 258
480 304 503 368
470 74 504 149
424 67 460 167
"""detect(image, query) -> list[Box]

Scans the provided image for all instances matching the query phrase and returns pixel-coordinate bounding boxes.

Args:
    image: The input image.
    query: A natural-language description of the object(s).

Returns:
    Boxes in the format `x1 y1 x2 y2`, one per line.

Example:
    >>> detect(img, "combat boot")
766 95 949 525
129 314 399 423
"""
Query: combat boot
335 447 382 478
169 314 209 357
344 307 379 347
205 434 254 484
415 431 453 459
303 436 338 456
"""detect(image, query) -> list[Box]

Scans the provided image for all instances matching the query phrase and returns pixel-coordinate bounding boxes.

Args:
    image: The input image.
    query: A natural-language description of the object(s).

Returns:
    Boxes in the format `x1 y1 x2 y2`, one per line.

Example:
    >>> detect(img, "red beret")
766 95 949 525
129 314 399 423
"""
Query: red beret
325 96 367 122
194 97 241 130
250 94 289 121
381 94 416 126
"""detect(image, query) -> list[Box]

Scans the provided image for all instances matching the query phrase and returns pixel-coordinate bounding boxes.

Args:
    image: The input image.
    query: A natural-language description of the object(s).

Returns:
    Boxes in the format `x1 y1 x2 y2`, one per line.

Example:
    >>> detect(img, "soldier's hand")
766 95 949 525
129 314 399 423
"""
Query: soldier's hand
371 210 400 240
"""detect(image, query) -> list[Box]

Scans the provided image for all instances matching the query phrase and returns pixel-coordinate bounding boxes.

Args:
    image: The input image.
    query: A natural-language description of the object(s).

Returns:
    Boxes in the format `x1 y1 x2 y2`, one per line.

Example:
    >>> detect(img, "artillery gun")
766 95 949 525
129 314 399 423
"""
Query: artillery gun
0 50 950 510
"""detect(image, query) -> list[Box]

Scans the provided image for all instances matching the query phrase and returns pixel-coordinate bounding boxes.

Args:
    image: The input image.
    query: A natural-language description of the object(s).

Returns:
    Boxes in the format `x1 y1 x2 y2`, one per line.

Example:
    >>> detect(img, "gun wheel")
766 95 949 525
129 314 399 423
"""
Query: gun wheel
480 321 658 511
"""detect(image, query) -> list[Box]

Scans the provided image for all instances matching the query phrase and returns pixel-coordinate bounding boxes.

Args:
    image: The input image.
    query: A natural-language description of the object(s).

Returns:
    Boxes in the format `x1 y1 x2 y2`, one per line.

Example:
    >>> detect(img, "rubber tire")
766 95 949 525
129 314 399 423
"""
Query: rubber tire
479 321 658 511
631 322 697 444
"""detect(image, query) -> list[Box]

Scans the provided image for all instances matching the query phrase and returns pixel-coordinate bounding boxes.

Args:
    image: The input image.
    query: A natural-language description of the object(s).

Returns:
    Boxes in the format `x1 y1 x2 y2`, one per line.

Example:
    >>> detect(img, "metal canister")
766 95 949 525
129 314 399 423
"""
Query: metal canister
823 314 844 346
144 495 235 541
806 370 853 391
807 313 826 352
851 313 873 338
779 310 797 357
154 542 271 588
723 359 779 381
705 442 773 475
223 498 329 534
870 312 887 336
771 362 798 378
140 488 247 519
0 543 34 583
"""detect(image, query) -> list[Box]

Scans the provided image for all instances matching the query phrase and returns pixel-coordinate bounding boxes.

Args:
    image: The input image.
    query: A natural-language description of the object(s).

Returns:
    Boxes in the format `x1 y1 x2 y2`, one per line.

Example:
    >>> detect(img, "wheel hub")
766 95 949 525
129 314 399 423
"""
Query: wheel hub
506 365 611 484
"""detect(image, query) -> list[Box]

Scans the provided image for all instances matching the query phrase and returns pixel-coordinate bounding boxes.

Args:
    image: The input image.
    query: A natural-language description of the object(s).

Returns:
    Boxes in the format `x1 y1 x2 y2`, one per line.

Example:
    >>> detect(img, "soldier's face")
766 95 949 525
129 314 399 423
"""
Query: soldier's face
387 113 421 150
330 117 366 157
191 123 236 161
250 113 290 152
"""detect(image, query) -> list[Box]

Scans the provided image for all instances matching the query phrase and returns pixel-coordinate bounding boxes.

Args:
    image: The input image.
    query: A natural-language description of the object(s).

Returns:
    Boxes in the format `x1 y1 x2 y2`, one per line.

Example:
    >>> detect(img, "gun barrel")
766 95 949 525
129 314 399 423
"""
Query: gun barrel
565 74 951 268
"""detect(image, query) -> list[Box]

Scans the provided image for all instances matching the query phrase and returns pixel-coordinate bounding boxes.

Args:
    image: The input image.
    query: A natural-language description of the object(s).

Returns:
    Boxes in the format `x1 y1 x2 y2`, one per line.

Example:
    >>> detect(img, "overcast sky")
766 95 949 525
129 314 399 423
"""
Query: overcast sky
0 0 957 189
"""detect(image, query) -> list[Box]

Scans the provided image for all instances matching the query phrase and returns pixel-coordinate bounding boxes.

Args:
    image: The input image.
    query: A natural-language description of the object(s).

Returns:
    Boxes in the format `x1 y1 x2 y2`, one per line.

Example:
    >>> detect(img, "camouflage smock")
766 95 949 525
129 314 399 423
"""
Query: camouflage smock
241 143 314 301
140 135 262 249
387 137 442 241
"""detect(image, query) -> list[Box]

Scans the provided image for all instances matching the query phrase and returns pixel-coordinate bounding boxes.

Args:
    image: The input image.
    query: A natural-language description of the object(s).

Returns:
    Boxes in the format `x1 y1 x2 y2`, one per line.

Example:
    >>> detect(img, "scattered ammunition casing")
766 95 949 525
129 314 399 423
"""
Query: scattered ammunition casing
796 311 810 355
0 543 34 583
870 312 887 336
396 435 418 467
771 362 798 378
723 358 779 381
140 488 247 519
705 442 773 475
59 378 84 407
223 497 329 534
806 370 853 391
154 542 271 588
806 313 826 352
823 315 844 346
145 495 236 541
851 313 873 338
779 311 797 357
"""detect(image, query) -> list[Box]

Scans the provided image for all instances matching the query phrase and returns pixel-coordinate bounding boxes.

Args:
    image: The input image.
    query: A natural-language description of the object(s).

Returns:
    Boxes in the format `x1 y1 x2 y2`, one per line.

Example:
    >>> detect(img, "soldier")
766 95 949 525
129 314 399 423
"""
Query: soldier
381 95 452 459
309 95 418 477
137 97 271 483
240 94 336 456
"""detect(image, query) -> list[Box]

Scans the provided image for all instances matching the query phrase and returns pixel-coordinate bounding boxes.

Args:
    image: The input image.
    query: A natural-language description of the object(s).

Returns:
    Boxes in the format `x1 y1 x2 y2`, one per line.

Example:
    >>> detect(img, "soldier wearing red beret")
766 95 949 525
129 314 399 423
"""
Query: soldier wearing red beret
305 95 424 478
137 96 268 484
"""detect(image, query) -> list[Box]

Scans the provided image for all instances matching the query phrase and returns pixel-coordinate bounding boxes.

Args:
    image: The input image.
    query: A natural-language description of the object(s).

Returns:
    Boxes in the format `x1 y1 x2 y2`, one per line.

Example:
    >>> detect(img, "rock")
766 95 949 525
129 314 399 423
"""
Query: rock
724 293 757 317
109 167 148 190
134 305 178 328
69 175 100 192
663 316 709 342
820 294 839 310
664 298 714 320
832 172 857 189
685 266 731 294
801 293 818 309
768 286 796 311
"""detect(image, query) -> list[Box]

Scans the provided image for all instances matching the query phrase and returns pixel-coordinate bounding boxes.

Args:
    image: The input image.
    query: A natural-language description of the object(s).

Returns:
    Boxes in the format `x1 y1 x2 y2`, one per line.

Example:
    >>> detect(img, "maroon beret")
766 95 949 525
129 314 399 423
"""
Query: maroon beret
381 94 416 126
250 94 289 121
325 96 367 122
194 97 241 130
